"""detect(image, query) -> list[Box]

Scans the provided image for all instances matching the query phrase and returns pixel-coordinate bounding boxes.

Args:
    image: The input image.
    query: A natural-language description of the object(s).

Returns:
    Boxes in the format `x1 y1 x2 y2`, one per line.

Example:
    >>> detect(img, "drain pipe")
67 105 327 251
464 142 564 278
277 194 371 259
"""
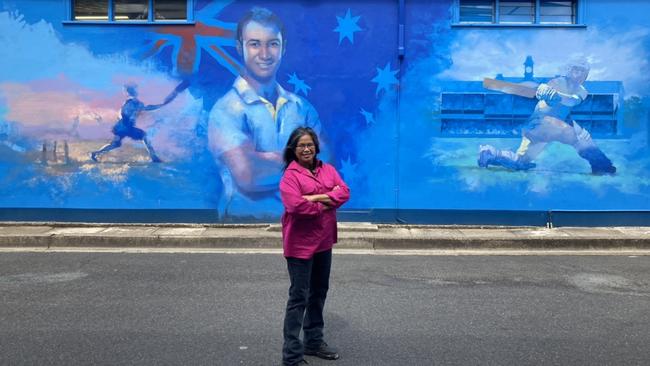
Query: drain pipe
395 0 406 223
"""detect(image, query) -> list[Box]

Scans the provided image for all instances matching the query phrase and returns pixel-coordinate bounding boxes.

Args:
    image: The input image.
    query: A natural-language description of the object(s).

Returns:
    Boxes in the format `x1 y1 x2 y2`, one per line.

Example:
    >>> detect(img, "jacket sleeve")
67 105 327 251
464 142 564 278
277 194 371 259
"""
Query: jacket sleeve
325 165 350 209
280 171 324 217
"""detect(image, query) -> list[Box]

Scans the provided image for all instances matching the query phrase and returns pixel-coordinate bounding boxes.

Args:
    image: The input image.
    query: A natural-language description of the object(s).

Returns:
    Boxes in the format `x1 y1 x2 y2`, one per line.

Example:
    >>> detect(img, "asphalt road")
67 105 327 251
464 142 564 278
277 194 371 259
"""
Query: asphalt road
1 252 649 366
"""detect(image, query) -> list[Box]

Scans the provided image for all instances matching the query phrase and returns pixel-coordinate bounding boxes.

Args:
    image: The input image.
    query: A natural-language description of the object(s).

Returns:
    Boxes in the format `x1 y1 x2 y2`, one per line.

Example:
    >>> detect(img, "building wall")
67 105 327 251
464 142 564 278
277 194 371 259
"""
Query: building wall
1 0 649 223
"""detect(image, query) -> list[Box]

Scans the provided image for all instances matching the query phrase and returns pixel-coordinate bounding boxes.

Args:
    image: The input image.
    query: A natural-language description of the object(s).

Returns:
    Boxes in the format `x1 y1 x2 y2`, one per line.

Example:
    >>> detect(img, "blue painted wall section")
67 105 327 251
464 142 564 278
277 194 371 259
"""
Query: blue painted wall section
0 0 649 223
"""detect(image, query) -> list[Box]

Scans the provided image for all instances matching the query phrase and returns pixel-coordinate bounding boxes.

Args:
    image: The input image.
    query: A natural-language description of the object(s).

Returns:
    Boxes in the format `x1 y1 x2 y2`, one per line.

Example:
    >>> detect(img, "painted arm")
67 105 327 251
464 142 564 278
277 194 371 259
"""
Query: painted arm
536 81 585 107
143 80 191 111
280 173 326 217
554 90 585 107
220 144 284 194
143 103 165 111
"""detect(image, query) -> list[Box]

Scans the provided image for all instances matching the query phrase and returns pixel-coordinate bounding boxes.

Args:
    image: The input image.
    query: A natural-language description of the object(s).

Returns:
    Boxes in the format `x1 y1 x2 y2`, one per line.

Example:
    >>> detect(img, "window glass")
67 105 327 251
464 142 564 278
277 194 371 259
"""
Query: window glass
459 0 494 23
74 0 108 21
457 0 578 25
540 0 576 24
499 0 535 24
154 0 187 21
114 0 149 21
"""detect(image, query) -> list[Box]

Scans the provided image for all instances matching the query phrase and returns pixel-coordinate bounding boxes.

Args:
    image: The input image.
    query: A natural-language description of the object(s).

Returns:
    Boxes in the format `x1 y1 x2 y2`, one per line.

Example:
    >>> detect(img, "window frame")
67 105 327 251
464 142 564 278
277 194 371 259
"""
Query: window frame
64 0 195 25
452 0 586 27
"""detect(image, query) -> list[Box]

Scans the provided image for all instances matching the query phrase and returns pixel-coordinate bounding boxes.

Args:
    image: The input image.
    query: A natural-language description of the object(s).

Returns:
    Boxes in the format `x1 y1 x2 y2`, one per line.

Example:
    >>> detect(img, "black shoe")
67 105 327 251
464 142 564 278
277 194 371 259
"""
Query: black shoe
285 359 308 366
304 342 340 360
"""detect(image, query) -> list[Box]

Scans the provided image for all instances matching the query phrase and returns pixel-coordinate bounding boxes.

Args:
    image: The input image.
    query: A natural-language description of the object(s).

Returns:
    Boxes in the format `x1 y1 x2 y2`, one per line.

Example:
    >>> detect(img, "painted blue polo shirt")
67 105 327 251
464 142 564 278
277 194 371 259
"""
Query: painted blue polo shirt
209 76 321 156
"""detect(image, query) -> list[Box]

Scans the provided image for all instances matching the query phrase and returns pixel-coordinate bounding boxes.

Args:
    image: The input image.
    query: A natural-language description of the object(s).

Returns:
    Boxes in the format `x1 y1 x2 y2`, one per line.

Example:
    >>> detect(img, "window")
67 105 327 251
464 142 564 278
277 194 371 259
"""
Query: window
71 0 190 22
459 0 494 23
539 0 576 24
456 0 580 25
499 1 535 24
73 0 108 21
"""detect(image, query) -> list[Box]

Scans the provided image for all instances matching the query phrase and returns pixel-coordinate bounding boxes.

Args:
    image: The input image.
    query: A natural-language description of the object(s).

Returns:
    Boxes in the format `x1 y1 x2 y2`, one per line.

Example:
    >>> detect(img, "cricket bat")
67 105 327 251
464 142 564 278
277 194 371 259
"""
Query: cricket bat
483 78 538 98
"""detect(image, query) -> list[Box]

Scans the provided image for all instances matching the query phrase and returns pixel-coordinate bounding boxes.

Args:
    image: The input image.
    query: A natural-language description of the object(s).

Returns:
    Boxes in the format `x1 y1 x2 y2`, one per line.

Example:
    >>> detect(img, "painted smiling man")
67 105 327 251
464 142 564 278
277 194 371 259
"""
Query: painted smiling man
208 7 323 216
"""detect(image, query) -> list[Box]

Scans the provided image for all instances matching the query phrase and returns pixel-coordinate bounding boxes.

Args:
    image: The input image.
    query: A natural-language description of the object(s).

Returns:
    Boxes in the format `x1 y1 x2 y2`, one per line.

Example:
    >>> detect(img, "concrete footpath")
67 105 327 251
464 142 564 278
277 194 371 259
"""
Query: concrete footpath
1 222 650 251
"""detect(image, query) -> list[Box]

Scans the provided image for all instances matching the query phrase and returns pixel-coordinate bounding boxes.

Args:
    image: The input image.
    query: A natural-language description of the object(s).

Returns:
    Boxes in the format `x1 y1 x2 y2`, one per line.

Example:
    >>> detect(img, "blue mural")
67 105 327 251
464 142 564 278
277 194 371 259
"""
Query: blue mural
0 0 649 220
385 0 650 212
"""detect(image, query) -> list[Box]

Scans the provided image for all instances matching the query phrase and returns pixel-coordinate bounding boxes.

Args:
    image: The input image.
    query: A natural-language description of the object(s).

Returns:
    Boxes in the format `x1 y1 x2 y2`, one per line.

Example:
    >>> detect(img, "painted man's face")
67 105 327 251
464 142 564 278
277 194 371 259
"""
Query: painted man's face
568 66 588 85
240 21 283 83
124 85 138 97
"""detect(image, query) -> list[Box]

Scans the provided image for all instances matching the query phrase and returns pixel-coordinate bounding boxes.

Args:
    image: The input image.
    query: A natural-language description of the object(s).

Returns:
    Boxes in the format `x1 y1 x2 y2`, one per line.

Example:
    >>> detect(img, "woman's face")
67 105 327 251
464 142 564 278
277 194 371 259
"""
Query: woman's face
295 134 316 167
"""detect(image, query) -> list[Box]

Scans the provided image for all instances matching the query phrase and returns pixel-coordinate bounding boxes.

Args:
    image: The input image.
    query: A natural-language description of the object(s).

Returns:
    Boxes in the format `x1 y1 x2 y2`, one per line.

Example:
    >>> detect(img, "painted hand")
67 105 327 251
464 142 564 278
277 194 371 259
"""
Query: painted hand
536 84 560 104
163 80 191 105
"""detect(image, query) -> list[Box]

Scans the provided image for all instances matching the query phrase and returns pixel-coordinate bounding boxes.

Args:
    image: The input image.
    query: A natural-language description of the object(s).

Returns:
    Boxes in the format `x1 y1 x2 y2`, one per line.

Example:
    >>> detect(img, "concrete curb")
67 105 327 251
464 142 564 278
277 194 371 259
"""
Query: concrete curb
1 222 650 250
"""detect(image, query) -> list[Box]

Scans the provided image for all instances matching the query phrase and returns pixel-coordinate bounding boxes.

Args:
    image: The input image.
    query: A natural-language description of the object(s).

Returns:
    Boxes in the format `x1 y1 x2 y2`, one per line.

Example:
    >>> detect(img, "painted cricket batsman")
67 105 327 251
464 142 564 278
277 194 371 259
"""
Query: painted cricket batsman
478 57 616 175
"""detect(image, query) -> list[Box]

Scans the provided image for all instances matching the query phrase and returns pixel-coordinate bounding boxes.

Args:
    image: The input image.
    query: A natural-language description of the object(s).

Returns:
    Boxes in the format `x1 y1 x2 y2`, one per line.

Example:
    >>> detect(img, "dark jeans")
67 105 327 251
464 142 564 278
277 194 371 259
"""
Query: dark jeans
282 249 332 365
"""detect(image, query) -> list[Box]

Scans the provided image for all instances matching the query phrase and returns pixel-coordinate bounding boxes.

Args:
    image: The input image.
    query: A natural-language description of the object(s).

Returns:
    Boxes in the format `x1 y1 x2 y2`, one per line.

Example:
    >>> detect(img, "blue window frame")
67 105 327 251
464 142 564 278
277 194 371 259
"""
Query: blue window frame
454 0 584 26
68 0 194 24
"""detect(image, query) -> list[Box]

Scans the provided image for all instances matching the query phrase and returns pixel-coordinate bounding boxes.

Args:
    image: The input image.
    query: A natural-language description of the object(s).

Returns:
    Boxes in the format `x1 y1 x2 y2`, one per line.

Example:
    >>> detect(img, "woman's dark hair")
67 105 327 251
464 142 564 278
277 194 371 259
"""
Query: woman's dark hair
283 127 320 170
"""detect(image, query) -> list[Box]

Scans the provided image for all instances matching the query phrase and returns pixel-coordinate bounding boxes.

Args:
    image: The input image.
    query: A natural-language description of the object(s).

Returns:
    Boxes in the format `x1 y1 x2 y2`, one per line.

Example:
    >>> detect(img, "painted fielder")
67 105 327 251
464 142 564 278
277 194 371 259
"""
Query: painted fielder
91 80 189 163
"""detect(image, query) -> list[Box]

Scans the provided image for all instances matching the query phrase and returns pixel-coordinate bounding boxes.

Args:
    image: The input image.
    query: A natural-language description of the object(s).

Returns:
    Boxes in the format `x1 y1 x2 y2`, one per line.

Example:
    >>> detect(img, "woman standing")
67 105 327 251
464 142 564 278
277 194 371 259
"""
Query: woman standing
280 127 350 366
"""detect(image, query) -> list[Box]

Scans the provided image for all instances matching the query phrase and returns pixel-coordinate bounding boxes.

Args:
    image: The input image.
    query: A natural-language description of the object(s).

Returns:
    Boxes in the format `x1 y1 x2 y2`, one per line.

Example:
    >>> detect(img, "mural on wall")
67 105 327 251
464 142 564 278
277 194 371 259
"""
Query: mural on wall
0 0 649 219
0 6 208 210
375 0 650 211
0 0 395 218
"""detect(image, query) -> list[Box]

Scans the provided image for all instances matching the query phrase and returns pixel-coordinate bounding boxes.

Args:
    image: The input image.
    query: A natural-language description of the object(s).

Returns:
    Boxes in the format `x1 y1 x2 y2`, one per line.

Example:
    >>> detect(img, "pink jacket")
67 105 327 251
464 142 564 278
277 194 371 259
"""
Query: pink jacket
280 160 350 259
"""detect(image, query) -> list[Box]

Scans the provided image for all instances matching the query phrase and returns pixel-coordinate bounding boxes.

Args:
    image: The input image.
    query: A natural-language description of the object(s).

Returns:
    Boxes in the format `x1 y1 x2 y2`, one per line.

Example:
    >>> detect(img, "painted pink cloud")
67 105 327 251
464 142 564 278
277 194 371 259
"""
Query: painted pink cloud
0 74 201 160
1 75 118 138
